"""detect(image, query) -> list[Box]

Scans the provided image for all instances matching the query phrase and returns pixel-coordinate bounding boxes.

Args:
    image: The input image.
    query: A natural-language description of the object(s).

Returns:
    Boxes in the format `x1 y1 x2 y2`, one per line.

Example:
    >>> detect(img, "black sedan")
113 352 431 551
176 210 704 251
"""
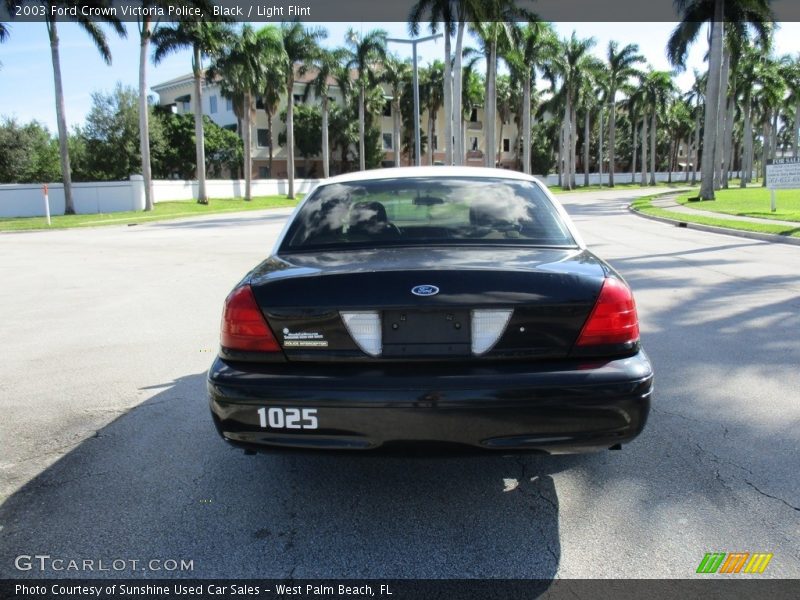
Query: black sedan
208 167 652 454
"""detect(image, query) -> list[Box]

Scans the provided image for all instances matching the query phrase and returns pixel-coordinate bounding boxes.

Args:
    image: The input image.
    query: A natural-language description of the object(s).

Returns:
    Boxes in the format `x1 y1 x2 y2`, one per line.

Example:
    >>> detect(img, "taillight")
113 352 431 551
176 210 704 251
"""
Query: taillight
220 285 280 352
575 278 639 347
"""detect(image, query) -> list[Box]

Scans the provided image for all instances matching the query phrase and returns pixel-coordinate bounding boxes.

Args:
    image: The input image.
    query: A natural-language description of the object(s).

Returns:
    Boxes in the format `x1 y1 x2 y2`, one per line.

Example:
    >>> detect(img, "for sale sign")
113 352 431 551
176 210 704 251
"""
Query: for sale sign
766 157 800 189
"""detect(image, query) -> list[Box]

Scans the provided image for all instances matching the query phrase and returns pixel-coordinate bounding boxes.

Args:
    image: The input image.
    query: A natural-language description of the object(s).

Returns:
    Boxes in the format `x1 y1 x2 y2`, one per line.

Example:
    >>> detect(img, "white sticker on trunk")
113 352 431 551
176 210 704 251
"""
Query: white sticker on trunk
282 329 328 347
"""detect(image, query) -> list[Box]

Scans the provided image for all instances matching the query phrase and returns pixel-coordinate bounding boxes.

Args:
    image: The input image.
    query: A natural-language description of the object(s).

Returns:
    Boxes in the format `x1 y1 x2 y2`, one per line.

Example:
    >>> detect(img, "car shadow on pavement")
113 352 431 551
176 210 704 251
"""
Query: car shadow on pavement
0 372 577 582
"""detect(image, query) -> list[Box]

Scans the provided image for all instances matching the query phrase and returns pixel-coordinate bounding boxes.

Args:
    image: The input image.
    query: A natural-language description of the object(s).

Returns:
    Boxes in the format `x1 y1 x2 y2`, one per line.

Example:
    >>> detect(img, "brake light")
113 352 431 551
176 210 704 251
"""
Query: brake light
220 285 280 352
575 278 639 347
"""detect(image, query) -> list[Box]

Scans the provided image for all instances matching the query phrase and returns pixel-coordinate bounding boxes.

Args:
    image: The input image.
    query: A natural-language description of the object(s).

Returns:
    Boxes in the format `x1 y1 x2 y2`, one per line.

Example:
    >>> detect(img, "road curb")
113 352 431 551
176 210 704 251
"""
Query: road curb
628 205 800 247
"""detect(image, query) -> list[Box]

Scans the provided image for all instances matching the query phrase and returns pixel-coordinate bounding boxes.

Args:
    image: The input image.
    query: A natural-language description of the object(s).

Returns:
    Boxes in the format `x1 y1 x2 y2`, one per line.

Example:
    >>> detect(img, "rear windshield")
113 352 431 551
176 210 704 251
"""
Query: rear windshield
280 176 576 251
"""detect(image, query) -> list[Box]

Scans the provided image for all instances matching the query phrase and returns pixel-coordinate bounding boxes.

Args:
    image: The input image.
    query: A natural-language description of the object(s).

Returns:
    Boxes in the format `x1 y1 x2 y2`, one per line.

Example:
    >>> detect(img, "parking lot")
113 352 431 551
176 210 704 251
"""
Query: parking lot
0 188 798 578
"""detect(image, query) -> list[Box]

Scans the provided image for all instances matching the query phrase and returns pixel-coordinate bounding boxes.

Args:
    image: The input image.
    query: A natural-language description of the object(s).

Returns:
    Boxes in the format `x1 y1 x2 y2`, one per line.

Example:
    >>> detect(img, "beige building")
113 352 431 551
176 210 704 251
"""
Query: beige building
151 68 521 178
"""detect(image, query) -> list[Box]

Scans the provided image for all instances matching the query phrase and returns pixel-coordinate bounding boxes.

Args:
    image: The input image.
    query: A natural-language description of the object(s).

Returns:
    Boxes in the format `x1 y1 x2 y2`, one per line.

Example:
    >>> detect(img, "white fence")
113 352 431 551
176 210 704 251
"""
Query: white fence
0 176 321 218
534 171 700 187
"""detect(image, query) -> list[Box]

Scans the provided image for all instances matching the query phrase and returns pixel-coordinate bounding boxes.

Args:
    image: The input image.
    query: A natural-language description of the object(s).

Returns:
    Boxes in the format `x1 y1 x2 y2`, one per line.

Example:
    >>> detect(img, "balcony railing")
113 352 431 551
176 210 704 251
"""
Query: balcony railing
467 121 483 130
466 150 484 159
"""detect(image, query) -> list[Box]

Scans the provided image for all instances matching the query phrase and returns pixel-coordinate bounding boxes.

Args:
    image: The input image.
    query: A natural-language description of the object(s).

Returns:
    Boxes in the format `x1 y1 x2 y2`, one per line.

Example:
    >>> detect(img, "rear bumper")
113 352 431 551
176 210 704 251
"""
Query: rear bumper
208 352 653 454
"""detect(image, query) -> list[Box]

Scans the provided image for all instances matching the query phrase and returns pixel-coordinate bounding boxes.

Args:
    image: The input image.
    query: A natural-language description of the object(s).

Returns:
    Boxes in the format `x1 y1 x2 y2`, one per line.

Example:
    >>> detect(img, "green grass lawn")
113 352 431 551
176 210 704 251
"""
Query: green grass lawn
0 195 300 232
549 181 695 194
631 194 800 238
676 187 800 222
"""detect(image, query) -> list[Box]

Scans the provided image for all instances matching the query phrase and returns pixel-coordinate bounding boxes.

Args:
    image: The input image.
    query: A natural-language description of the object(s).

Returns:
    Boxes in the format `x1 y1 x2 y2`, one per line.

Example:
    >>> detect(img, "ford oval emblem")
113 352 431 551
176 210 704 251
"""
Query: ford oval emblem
411 284 439 297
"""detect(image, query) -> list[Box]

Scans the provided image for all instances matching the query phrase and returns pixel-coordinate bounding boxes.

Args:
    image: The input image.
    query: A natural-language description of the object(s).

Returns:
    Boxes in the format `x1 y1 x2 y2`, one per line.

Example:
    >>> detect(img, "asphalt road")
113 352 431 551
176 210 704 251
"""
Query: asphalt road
0 188 798 580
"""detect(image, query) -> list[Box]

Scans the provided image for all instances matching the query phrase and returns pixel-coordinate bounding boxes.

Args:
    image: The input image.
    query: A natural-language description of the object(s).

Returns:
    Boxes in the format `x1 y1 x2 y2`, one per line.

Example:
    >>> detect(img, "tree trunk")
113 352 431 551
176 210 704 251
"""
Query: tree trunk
243 93 252 200
570 103 577 189
641 113 648 186
562 105 571 189
631 117 637 184
48 20 75 214
522 72 531 174
267 109 274 178
452 20 465 166
358 84 365 171
722 91 735 188
138 18 153 211
484 38 497 168
321 95 329 178
598 107 604 186
771 110 779 157
392 98 401 167
700 9 724 200
761 112 771 187
557 120 563 187
794 101 800 159
443 31 453 165
684 137 691 183
608 94 616 187
287 76 296 197
191 45 208 204
714 47 730 190
583 108 590 187
649 109 656 185
428 112 434 165
692 106 700 185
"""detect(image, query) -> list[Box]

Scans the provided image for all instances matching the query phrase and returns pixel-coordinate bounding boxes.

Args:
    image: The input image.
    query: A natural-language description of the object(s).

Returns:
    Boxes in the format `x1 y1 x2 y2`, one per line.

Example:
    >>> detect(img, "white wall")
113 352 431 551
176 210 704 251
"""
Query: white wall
0 176 319 218
534 171 702 187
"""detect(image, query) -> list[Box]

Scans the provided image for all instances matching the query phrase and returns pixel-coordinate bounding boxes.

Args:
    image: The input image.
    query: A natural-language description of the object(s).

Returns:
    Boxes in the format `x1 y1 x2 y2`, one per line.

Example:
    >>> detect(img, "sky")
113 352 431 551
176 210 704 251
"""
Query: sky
2 20 800 132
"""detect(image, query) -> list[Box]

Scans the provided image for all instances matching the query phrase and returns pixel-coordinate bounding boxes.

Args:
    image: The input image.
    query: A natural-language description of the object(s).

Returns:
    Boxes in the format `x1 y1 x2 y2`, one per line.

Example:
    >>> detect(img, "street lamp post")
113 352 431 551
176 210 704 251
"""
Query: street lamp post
387 34 442 167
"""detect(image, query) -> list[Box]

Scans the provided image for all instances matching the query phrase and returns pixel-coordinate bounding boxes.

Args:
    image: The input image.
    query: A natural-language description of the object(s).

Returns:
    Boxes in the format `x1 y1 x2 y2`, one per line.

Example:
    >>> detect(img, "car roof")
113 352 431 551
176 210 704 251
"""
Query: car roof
322 166 540 185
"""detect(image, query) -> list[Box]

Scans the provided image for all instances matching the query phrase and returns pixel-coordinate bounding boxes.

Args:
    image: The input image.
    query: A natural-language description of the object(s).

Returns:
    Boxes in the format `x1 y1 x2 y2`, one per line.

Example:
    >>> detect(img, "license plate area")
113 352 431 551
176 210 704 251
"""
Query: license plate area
382 310 471 357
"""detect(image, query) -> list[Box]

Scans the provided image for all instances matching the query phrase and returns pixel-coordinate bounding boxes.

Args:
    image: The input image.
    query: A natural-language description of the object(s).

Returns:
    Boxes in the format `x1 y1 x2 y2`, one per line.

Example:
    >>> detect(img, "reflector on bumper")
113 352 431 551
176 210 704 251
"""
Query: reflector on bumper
340 311 382 356
471 309 513 355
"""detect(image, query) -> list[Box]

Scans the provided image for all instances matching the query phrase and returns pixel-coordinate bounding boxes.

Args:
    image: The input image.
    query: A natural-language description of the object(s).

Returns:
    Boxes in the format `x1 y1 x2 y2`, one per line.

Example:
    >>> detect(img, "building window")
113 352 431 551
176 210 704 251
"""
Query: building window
256 97 264 109
433 135 439 150
181 100 191 113
293 94 303 106
383 100 392 117
226 97 232 112
382 133 393 150
503 138 510 152
209 95 217 114
257 129 270 148
678 147 684 157
470 137 479 151
470 109 478 122
258 166 270 178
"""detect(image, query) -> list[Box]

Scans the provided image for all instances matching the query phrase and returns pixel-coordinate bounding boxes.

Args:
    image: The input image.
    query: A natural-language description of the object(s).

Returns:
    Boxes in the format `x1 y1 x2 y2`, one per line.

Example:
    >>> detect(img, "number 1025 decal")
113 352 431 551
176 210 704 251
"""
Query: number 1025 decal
257 407 318 429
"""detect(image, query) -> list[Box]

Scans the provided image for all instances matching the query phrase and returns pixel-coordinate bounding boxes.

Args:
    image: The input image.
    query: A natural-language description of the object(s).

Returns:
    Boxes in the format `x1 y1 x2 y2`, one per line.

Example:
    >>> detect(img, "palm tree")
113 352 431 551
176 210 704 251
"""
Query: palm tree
545 32 597 189
668 0 773 199
780 54 800 158
684 70 705 185
7 1 124 213
469 21 512 168
381 55 411 167
345 28 387 172
260 59 284 179
134 1 216 211
459 56 484 164
605 41 645 187
153 21 234 204
134 1 216 212
505 22 556 174
422 61 446 164
281 22 326 197
305 47 346 178
207 25 284 201
409 0 486 166
642 70 677 185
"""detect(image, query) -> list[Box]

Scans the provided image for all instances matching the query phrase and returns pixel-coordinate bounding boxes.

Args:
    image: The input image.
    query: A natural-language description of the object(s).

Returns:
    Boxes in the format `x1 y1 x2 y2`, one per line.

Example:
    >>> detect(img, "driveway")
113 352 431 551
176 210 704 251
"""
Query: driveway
0 190 797 579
